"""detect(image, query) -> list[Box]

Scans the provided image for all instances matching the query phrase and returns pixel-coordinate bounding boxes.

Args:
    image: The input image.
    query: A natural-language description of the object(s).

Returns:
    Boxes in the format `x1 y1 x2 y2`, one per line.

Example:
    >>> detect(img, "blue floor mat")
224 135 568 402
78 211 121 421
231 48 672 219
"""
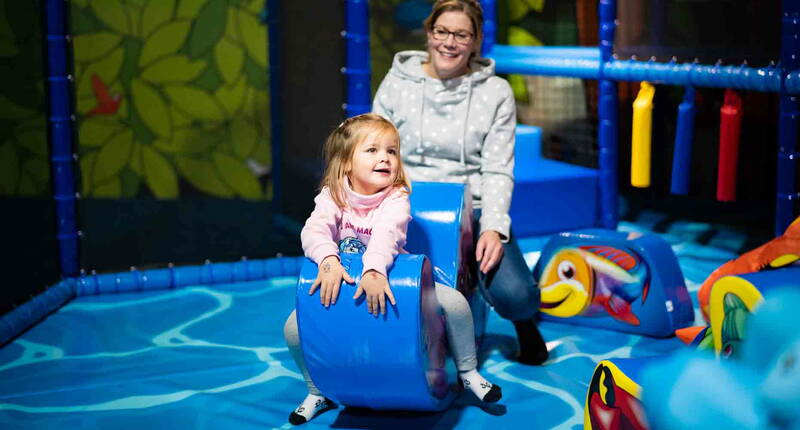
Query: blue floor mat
0 215 744 429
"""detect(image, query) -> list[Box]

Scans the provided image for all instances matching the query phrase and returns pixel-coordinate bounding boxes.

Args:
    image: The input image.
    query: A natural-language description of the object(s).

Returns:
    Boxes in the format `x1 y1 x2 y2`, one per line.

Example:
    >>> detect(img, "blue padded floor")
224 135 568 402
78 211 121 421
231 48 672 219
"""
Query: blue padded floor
0 211 745 429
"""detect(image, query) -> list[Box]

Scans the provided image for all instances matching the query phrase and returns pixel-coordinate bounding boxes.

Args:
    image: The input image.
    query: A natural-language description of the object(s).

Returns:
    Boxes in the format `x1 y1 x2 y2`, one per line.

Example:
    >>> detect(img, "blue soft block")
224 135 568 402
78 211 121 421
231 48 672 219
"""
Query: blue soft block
407 182 488 341
511 125 599 236
297 253 453 411
532 228 693 337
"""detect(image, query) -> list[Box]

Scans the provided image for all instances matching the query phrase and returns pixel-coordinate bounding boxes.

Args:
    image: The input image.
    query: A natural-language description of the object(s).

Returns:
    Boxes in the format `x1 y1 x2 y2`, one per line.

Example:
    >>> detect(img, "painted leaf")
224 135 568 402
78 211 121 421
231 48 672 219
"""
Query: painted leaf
94 129 133 183
508 26 543 47
0 37 18 58
76 45 125 102
231 116 256 159
0 95 35 119
15 127 48 156
130 142 144 175
141 55 206 83
214 76 247 115
175 155 233 197
238 9 267 67
120 168 142 197
0 143 20 194
141 0 176 38
177 0 205 18
525 0 545 13
165 85 225 120
245 0 262 14
73 32 122 63
17 171 40 196
214 36 244 84
224 7 240 43
24 158 50 183
132 79 172 137
187 0 227 58
154 128 217 154
79 150 97 195
90 0 130 35
170 105 194 128
93 177 122 198
139 19 191 67
78 117 125 147
142 144 178 198
73 0 89 7
213 152 262 199
508 0 530 22
508 74 528 103
251 139 270 166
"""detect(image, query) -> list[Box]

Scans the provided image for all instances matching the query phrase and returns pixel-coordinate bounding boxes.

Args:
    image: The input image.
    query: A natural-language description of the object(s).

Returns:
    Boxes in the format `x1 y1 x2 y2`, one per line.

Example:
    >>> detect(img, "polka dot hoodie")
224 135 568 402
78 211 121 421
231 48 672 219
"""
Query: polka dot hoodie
373 50 516 241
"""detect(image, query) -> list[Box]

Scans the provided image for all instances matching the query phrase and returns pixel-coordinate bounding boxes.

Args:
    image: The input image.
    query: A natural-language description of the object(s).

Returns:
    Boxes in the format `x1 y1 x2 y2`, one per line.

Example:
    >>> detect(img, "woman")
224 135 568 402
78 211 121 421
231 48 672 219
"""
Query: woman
373 0 548 365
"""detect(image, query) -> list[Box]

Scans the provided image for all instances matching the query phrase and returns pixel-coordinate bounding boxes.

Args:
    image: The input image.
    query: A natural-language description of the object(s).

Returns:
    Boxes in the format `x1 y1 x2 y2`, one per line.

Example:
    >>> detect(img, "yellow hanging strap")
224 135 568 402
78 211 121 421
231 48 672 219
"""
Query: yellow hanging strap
631 82 655 188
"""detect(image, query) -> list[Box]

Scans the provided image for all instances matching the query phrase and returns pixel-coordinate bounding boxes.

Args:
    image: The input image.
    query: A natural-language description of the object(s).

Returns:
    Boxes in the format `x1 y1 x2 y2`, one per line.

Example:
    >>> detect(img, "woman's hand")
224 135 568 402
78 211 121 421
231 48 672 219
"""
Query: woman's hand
476 230 504 274
309 255 355 307
353 270 396 316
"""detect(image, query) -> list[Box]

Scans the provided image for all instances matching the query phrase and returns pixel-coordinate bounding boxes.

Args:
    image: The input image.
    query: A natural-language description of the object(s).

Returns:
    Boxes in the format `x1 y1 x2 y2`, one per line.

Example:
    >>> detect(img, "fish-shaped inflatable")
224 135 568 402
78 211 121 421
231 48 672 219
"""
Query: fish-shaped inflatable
538 245 649 325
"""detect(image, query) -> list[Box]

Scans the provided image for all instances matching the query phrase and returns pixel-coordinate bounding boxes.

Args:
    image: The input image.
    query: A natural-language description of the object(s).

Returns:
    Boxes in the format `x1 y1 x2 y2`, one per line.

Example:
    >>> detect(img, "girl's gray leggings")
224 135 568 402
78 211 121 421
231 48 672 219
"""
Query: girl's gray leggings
283 283 478 395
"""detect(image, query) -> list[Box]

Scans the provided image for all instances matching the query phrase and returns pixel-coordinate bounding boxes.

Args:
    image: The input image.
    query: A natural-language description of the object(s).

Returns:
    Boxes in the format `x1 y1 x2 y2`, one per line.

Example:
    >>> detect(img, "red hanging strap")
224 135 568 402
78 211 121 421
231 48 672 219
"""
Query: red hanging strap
717 89 743 202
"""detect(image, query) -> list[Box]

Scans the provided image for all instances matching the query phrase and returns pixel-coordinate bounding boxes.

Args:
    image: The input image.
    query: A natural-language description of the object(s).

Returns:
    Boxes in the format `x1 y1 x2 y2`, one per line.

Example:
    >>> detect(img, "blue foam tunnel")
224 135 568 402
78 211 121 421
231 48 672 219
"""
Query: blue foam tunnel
296 252 454 411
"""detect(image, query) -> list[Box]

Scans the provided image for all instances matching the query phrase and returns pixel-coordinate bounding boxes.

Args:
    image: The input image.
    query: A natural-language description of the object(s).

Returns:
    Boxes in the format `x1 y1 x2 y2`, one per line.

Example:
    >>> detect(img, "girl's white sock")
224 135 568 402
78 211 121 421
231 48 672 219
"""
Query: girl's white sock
288 393 335 425
459 369 502 403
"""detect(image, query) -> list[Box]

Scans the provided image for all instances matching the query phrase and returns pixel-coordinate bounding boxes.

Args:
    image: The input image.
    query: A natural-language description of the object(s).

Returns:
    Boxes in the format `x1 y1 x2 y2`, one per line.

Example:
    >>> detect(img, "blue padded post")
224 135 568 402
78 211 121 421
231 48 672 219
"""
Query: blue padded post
297 253 453 411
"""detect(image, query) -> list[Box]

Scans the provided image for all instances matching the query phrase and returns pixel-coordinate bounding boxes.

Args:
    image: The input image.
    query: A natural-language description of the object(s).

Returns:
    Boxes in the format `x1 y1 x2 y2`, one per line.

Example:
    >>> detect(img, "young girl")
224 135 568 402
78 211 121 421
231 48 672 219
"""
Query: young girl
283 113 502 425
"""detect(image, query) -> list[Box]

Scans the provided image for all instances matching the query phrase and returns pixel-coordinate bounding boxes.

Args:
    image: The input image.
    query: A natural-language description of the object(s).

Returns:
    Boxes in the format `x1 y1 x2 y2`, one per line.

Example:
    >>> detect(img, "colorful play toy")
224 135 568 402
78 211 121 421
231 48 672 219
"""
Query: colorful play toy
533 228 693 337
698 216 800 321
296 182 482 411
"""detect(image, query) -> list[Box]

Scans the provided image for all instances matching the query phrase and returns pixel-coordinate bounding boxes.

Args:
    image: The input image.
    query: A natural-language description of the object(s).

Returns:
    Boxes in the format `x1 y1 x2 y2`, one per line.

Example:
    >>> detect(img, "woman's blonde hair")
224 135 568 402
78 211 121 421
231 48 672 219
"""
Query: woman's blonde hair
320 113 411 208
423 0 484 56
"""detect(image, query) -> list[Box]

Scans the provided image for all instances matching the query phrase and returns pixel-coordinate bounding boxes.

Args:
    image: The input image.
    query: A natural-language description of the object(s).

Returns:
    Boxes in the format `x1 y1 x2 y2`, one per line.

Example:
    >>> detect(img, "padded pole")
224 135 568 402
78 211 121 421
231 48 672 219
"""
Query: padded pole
598 0 619 229
44 0 79 277
343 0 371 117
776 0 800 235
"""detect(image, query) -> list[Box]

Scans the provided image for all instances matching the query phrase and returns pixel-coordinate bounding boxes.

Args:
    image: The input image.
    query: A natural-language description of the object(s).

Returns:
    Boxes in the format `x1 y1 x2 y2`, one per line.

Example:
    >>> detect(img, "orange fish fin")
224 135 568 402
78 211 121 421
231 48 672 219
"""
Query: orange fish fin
675 326 705 345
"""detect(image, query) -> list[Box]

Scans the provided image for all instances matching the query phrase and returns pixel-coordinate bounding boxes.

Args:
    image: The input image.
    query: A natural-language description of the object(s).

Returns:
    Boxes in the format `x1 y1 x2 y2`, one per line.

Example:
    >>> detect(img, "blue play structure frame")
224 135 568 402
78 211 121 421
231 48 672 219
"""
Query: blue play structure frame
343 0 800 237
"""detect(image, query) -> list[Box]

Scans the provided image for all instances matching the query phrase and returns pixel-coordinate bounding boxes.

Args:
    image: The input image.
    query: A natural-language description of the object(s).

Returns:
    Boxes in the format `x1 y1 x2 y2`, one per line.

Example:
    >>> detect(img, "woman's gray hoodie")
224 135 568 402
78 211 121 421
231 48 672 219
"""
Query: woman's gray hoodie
373 50 516 240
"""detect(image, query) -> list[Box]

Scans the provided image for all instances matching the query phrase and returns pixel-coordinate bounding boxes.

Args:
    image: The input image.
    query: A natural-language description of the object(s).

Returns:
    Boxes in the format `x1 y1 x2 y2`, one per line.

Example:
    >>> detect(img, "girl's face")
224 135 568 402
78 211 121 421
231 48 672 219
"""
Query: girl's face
425 11 476 80
347 130 399 195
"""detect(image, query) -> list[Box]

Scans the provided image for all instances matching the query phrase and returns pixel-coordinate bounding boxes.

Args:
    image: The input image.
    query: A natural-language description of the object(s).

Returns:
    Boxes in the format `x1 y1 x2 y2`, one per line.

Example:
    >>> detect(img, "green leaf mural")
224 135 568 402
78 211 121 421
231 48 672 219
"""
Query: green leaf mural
138 19 191 67
0 142 20 194
187 0 227 59
69 0 271 200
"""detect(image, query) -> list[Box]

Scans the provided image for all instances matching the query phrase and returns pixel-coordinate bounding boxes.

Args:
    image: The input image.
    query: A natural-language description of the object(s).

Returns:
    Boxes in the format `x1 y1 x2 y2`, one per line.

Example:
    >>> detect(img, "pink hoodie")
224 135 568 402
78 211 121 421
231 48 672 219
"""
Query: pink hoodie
301 180 411 278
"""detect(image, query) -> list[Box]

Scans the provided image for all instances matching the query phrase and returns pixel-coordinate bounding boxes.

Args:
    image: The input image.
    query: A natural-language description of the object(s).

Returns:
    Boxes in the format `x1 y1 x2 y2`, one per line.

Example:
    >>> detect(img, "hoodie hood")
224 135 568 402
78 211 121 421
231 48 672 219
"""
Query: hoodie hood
388 50 496 84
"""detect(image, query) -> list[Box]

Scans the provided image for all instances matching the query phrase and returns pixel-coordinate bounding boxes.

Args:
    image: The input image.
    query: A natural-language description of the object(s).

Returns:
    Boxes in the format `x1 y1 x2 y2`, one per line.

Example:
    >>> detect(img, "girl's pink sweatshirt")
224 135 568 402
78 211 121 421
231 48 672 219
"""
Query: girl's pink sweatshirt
300 180 411 278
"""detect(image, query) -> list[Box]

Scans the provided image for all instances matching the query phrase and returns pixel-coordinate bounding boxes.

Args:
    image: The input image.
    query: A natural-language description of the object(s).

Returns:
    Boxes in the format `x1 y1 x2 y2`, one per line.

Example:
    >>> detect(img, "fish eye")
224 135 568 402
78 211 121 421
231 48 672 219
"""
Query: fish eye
558 260 576 280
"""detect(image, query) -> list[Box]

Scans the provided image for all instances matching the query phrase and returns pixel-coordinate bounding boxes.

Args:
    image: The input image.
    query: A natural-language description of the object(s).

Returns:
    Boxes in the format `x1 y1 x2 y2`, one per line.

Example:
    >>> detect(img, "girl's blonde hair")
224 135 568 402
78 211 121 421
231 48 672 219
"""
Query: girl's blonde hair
423 0 484 57
320 113 411 208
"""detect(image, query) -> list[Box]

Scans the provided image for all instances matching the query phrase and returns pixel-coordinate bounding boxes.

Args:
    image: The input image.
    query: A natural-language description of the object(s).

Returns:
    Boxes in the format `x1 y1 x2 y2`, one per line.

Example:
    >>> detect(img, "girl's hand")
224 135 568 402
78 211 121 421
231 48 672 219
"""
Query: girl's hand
309 255 355 307
476 230 504 274
353 270 396 316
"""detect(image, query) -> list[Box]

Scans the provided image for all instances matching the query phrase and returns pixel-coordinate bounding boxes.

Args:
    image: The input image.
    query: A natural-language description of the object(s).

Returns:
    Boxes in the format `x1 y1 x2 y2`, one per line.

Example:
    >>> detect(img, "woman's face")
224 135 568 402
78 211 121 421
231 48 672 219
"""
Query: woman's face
426 11 476 80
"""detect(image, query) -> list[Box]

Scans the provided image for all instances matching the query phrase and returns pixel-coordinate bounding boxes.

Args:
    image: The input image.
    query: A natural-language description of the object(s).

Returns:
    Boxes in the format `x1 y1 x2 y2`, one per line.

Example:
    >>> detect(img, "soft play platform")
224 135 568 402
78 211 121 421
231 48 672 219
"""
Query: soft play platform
0 209 750 429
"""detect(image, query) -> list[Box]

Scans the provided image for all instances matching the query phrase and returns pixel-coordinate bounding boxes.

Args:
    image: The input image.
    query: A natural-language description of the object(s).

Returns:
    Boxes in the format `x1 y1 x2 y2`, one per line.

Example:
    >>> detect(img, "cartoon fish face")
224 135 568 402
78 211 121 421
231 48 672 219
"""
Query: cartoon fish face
539 249 593 317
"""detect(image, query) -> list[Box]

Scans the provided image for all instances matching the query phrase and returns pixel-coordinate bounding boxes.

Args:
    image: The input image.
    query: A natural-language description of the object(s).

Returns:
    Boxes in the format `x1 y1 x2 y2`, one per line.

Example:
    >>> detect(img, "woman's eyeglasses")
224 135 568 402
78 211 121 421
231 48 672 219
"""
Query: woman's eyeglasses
430 26 473 44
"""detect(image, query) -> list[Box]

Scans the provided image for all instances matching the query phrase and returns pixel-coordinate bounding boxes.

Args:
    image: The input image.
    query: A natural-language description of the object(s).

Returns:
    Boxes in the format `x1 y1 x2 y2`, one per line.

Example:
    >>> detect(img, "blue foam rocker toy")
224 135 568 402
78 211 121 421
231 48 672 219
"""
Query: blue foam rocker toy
532 228 694 337
296 182 487 411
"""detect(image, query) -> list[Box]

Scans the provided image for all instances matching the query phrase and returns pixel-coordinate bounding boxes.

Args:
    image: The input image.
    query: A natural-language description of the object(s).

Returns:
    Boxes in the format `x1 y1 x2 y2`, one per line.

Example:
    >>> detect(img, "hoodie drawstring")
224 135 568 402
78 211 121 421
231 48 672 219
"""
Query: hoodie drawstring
418 78 426 153
460 74 473 166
